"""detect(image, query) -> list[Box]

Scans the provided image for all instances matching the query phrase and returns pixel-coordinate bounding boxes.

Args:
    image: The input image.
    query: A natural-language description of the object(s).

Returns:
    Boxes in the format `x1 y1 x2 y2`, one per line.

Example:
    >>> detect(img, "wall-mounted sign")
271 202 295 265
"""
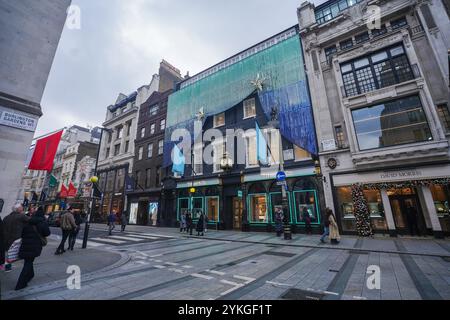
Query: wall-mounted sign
0 106 38 132
380 170 422 180
283 149 294 161
321 139 336 152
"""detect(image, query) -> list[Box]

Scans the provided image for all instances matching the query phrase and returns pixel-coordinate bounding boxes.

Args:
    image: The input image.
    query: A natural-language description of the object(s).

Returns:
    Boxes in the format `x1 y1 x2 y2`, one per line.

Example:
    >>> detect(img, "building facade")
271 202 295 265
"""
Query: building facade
0 0 71 217
298 0 450 238
162 27 322 233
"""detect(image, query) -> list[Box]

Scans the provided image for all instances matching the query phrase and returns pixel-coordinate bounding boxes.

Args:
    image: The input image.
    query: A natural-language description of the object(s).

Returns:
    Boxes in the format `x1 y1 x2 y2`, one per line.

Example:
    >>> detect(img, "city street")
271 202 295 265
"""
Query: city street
1 226 450 300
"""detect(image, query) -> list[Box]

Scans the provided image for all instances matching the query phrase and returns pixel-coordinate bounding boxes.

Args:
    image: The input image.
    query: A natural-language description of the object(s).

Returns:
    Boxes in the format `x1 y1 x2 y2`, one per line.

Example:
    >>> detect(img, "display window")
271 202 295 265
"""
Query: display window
430 184 450 233
293 190 320 224
269 192 293 224
205 196 219 222
248 194 268 223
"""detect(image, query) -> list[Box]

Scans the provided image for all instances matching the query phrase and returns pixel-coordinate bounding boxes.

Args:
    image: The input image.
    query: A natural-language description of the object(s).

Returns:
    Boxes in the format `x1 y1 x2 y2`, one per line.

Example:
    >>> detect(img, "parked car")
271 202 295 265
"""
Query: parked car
47 211 63 227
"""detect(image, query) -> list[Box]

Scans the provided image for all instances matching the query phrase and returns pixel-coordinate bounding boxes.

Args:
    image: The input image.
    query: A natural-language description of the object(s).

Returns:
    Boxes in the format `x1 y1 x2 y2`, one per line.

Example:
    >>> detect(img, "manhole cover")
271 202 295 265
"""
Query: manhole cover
264 251 296 258
281 288 325 300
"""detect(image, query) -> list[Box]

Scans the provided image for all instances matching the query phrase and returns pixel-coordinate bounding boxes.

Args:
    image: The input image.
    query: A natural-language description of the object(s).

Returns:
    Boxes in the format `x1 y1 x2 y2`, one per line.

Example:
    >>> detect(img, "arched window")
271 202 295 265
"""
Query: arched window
248 183 266 194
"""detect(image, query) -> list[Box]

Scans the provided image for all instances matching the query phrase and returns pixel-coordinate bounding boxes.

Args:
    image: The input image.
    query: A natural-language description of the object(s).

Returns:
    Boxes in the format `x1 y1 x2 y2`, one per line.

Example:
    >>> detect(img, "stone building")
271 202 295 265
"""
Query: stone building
297 0 450 238
0 0 71 217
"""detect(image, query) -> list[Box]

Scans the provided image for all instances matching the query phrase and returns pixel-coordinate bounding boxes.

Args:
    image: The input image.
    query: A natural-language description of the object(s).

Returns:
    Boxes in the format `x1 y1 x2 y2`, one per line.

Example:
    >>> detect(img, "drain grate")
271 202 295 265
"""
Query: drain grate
264 251 296 258
281 288 325 300
349 250 369 255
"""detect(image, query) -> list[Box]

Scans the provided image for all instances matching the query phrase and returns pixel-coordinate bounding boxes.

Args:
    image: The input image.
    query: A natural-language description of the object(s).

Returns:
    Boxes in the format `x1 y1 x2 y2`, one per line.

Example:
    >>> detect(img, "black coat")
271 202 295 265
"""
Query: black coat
196 216 204 232
0 216 5 265
19 214 51 259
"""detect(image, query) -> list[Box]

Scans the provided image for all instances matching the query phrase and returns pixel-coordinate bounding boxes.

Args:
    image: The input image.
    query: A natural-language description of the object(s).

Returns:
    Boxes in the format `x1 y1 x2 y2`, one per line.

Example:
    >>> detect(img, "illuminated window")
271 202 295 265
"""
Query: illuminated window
243 98 256 119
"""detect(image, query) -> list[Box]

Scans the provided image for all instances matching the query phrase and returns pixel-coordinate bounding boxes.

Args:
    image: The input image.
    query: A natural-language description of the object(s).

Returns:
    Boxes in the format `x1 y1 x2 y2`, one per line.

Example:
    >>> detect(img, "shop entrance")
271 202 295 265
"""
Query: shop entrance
232 197 243 230
388 188 427 236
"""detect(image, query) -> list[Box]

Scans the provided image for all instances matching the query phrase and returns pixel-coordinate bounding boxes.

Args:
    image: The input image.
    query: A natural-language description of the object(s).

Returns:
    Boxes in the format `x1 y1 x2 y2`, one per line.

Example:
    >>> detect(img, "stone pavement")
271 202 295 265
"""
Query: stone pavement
1 225 449 300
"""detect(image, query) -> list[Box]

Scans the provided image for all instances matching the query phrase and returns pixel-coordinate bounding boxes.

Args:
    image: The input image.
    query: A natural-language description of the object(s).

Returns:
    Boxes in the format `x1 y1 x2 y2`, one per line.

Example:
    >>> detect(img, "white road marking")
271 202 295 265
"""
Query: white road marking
109 235 144 242
353 296 367 300
191 273 214 280
91 237 126 244
233 275 255 284
168 268 185 274
266 281 292 287
165 262 179 266
220 280 241 286
122 234 159 240
126 232 174 239
135 261 149 265
154 265 166 269
324 291 340 296
206 270 226 276
150 254 163 257
74 239 103 247
182 265 193 269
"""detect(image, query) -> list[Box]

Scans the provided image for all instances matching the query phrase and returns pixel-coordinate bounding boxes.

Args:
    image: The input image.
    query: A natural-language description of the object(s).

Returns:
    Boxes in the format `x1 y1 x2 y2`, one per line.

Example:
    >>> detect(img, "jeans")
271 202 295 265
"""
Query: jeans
108 223 115 235
56 229 71 253
320 227 329 242
68 227 80 250
15 257 35 290
121 224 126 232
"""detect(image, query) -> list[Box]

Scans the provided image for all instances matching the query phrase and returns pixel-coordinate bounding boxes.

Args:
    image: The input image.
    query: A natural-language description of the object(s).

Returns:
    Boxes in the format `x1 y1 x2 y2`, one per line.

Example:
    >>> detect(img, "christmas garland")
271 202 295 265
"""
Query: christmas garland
351 185 373 237
352 178 450 190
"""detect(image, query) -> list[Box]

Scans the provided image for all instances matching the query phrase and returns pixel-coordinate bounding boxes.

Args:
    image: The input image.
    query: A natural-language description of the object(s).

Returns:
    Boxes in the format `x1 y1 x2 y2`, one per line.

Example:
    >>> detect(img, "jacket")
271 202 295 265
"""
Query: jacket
3 211 30 251
329 214 341 241
60 212 77 231
196 216 205 232
0 216 5 265
19 213 51 259
108 213 116 224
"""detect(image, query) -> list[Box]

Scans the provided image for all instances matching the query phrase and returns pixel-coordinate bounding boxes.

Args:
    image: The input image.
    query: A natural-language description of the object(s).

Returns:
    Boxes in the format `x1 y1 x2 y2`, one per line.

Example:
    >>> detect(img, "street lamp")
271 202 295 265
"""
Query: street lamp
82 127 112 249
220 152 233 171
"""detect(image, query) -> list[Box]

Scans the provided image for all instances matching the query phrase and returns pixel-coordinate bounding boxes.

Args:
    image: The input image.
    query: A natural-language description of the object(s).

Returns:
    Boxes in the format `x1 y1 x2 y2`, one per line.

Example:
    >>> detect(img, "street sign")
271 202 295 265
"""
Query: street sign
238 190 243 198
276 171 286 181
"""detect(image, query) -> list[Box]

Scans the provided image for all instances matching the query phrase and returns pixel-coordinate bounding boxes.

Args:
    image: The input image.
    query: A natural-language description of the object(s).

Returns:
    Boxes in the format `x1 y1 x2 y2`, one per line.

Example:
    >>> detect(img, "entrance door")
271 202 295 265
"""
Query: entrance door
389 195 426 235
232 197 243 230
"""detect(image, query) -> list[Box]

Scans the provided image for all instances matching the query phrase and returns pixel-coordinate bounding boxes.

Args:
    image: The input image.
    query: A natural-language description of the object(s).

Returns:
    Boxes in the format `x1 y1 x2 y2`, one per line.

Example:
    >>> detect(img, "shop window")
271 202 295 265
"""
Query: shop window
430 184 450 233
106 170 115 192
206 196 219 222
191 197 204 220
352 95 432 151
270 192 292 224
363 189 387 231
293 191 319 224
294 145 311 161
336 186 355 232
248 194 268 223
437 104 450 133
115 169 125 192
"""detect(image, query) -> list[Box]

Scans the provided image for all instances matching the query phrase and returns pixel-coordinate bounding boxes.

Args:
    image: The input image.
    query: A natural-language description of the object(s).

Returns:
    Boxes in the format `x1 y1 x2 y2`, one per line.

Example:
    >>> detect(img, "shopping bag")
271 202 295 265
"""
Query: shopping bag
6 238 22 263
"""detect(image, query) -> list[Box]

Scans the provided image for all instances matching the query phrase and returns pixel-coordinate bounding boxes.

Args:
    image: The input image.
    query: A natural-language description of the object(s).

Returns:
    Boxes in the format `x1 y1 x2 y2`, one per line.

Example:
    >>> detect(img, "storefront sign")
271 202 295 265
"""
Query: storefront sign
380 170 423 180
0 106 38 132
237 190 243 198
322 139 336 152
283 149 294 161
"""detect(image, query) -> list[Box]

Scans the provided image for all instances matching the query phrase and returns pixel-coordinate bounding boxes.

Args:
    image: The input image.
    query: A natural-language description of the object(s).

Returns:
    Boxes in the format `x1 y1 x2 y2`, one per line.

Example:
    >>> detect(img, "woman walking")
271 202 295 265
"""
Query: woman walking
303 207 312 235
180 210 187 232
196 213 205 236
274 208 284 237
185 212 193 235
15 207 50 290
322 208 340 244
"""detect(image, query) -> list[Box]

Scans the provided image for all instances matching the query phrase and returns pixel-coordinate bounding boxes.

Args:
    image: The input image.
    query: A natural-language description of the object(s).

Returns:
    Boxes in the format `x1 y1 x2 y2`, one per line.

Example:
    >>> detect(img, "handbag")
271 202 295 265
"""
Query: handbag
6 238 22 263
33 225 48 247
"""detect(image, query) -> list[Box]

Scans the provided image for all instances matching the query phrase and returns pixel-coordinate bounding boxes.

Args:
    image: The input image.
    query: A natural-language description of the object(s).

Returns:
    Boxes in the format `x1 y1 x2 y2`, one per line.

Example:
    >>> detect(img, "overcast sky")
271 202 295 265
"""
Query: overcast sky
36 0 324 138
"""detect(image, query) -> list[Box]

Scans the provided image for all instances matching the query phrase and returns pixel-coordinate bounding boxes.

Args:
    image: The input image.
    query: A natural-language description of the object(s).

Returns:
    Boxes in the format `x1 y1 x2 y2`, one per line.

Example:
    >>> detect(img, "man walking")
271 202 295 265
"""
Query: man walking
108 210 117 235
68 210 83 251
55 206 77 255
3 203 30 272
120 212 128 232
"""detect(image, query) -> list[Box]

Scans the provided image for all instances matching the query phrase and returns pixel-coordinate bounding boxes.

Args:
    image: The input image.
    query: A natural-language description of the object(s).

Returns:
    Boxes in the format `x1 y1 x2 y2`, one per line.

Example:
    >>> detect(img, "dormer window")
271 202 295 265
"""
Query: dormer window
214 113 225 127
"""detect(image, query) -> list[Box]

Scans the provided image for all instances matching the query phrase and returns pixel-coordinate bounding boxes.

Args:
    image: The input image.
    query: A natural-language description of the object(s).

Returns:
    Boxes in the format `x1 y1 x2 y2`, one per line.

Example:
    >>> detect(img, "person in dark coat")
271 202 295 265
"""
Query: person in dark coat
3 203 29 271
406 204 420 236
196 213 205 236
15 207 50 290
303 207 312 235
68 211 83 251
121 212 128 232
185 212 193 235
0 216 5 268
274 208 284 237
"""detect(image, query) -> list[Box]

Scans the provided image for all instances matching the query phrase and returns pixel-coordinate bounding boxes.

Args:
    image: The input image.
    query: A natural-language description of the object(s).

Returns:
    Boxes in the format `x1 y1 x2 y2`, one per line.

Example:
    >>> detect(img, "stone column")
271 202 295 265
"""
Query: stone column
418 185 444 239
380 189 397 237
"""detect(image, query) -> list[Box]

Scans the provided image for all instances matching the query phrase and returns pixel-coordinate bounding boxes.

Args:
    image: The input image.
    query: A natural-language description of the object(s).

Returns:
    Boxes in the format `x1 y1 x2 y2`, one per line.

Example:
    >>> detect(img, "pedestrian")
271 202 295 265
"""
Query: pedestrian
3 203 30 272
406 204 420 236
203 212 208 234
320 210 330 243
180 210 187 232
274 207 284 237
303 207 312 235
196 213 205 236
68 210 83 251
0 216 5 270
327 208 340 244
185 212 193 235
121 212 128 232
15 206 50 290
55 206 77 255
107 210 117 235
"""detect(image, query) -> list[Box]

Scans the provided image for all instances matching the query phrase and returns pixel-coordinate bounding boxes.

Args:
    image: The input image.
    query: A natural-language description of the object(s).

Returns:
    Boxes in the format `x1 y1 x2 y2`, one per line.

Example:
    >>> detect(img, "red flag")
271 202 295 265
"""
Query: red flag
68 182 77 198
28 130 63 171
60 184 68 198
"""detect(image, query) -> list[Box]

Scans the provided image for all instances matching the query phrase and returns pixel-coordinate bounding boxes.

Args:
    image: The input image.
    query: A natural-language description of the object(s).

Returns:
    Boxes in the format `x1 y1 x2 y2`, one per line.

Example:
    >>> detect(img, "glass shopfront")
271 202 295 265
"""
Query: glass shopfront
336 186 388 232
248 194 268 223
206 197 219 222
176 187 220 223
430 184 450 233
269 192 293 224
293 190 320 225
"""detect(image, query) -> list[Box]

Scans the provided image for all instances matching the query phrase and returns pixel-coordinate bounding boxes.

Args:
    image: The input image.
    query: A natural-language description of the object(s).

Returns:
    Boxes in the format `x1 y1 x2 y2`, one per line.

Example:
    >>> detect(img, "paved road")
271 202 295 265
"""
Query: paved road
2 227 450 300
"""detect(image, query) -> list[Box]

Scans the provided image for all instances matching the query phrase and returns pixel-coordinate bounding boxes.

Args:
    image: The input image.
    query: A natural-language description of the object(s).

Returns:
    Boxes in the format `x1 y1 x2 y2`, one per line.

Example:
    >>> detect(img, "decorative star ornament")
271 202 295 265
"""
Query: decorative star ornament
250 73 267 92
196 107 205 121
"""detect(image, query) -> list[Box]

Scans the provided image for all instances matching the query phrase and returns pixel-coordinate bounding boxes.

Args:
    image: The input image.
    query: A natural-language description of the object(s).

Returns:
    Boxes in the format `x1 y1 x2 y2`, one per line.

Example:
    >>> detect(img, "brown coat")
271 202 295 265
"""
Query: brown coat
329 214 341 241
3 211 30 250
60 212 77 230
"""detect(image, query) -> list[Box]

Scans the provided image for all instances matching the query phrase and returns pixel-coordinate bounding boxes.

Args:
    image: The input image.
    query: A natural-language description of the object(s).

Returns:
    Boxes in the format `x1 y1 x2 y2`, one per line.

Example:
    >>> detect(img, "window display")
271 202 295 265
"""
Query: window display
148 202 158 226
430 184 450 233
293 191 319 224
129 202 138 225
206 197 219 222
192 197 203 220
249 194 268 223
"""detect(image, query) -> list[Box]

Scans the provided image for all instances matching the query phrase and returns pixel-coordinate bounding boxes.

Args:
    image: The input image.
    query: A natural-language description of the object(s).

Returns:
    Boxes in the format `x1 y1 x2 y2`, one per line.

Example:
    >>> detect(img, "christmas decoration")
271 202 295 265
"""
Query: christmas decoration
351 184 373 237
353 178 450 191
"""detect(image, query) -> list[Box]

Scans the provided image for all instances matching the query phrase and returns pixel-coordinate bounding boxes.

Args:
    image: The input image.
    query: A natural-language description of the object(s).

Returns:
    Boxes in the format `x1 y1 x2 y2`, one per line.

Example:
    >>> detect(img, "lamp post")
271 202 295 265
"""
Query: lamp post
82 127 111 249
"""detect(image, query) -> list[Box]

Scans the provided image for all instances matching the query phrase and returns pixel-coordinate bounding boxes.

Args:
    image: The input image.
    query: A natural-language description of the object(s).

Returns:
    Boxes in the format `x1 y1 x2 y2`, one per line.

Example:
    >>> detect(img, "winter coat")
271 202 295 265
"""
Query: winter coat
196 215 205 232
108 213 116 224
3 211 30 251
329 214 340 241
74 214 83 226
180 214 187 228
185 214 192 228
275 211 283 232
60 212 77 231
19 213 50 259
0 216 5 265
121 214 128 225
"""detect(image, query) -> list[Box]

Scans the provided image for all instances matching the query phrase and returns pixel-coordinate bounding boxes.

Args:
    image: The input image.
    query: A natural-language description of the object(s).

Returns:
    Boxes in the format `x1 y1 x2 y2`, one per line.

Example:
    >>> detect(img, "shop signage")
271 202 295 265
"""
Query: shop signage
283 149 294 161
237 190 243 198
321 139 336 152
380 170 423 180
0 106 38 132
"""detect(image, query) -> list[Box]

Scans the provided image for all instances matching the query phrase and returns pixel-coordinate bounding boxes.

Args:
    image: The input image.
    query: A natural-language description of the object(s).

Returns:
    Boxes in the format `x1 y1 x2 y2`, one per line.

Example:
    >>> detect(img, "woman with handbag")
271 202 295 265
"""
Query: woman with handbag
15 207 50 290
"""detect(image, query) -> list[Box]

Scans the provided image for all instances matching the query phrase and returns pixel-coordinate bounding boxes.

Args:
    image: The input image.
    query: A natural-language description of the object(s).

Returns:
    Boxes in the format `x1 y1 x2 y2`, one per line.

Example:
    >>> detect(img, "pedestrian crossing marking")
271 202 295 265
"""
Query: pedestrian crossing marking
192 273 214 280
233 275 255 284
206 270 226 276
109 235 145 242
126 232 174 239
74 239 104 247
91 237 126 244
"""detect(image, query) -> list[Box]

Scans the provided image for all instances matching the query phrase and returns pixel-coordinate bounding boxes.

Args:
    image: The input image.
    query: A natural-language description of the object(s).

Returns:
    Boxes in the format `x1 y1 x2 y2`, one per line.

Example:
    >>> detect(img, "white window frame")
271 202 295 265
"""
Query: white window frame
243 98 256 119
212 139 225 173
245 132 258 168
150 124 155 135
193 142 203 176
214 113 225 128
158 140 164 155
140 127 145 138
138 147 143 160
160 119 166 131
147 143 153 158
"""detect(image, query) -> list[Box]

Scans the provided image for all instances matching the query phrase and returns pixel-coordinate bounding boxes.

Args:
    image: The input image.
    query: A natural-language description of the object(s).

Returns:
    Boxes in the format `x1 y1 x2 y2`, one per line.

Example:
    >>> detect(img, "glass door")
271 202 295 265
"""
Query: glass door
233 197 243 230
